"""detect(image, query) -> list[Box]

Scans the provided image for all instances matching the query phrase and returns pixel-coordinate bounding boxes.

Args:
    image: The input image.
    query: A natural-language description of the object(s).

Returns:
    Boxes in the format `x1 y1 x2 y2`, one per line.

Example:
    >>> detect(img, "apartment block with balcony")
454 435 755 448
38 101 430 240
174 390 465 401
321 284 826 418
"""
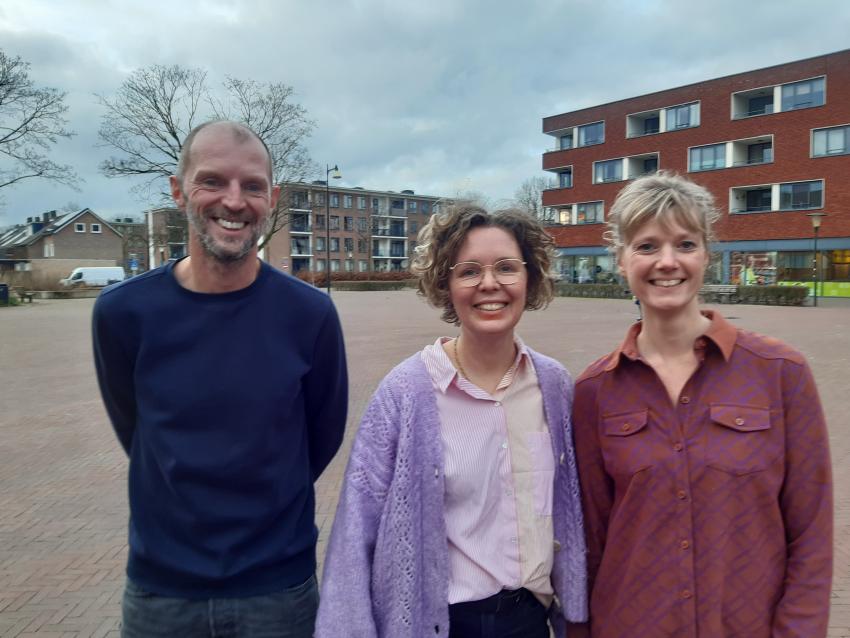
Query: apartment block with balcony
264 183 444 276
541 48 850 296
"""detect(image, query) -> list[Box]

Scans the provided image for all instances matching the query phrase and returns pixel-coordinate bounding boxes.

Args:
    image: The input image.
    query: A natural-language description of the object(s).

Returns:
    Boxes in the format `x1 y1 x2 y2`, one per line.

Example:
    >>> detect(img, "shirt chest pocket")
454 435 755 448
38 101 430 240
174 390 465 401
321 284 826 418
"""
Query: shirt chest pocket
705 404 781 475
600 410 653 477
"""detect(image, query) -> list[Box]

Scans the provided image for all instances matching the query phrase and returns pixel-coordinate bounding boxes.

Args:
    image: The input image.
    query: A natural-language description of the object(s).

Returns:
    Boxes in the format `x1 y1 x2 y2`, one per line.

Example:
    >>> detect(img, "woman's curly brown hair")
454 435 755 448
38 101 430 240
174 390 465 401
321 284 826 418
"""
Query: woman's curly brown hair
411 201 556 325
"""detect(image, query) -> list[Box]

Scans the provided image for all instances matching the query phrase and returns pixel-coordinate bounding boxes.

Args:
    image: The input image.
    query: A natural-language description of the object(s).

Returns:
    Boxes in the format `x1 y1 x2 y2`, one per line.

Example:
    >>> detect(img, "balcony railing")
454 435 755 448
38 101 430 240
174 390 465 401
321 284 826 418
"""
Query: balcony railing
372 228 406 237
733 104 775 119
290 222 311 233
731 205 773 214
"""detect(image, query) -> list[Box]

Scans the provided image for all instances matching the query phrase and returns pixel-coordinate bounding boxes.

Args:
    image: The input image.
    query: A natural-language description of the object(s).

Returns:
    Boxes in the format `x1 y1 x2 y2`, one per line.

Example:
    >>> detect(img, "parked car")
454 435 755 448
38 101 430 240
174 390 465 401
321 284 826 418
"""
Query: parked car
59 266 126 288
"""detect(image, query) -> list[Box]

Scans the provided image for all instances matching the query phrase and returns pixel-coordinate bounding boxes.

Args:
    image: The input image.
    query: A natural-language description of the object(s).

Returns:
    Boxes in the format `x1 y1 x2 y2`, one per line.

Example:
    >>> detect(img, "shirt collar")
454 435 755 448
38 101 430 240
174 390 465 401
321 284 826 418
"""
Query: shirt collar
424 335 532 394
603 310 737 372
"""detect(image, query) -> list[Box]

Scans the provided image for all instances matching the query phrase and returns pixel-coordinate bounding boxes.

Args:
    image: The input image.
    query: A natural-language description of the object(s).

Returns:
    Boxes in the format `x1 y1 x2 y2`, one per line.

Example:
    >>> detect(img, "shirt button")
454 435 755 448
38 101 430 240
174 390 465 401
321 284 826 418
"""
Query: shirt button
680 396 690 404
510 537 518 544
621 423 631 432
494 401 501 407
677 489 687 500
673 442 684 452
553 540 562 552
505 489 512 496
681 589 692 599
735 417 745 426
680 540 690 550
501 441 508 449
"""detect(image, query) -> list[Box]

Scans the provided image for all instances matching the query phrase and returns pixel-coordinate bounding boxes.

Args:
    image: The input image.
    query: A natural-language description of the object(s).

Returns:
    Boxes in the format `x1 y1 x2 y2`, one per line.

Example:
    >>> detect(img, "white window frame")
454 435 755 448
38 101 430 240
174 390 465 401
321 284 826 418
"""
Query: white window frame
577 121 605 147
781 76 825 112
811 123 850 157
778 179 824 212
74 223 86 233
664 101 700 131
593 158 624 184
90 223 102 233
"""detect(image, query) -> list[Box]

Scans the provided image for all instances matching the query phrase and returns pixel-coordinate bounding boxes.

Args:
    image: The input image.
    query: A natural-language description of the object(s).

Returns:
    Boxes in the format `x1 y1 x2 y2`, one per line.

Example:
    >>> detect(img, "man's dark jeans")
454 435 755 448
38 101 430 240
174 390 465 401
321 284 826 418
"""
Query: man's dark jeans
121 575 318 638
448 588 549 638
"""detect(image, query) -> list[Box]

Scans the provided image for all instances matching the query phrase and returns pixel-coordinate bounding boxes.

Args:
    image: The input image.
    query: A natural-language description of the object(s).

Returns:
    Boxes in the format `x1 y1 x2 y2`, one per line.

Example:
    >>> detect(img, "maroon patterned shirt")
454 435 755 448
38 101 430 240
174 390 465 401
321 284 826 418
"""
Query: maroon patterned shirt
572 311 832 638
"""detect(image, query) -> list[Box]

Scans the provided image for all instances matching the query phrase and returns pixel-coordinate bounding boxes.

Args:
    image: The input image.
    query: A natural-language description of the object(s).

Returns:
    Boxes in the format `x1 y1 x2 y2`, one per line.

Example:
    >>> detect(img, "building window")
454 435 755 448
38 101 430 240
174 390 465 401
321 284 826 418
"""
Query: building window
316 259 326 272
329 215 340 230
689 144 726 171
357 239 367 253
779 181 823 211
391 199 404 210
408 200 417 211
315 237 326 251
782 77 825 112
357 217 368 233
577 201 604 224
410 220 419 234
421 202 430 214
594 159 623 183
666 102 699 130
578 121 604 147
357 196 366 209
345 259 354 272
43 241 54 257
330 193 340 208
746 189 772 212
344 216 353 231
344 195 353 208
330 237 340 252
75 223 85 232
813 125 849 157
91 223 102 233
559 133 573 150
316 192 325 205
558 169 573 188
642 156 659 174
291 238 310 255
344 237 353 253
747 142 773 165
315 214 325 230
330 259 340 272
359 260 368 272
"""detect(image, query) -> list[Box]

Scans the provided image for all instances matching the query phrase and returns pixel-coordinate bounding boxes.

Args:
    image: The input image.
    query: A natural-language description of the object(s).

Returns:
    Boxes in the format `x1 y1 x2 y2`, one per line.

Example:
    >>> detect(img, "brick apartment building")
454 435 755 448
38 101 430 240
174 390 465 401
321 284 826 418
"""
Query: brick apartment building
265 182 444 276
542 49 850 297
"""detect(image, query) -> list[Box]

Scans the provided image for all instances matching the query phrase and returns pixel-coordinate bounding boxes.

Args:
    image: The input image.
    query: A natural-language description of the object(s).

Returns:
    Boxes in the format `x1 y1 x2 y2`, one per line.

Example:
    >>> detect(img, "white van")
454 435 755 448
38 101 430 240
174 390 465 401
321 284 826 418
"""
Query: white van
60 266 126 288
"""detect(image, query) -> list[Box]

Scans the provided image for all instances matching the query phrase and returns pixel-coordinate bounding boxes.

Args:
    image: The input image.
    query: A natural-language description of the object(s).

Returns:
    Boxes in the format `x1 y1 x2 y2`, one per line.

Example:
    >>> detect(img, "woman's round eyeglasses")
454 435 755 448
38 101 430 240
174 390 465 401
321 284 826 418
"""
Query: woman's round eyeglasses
449 258 527 287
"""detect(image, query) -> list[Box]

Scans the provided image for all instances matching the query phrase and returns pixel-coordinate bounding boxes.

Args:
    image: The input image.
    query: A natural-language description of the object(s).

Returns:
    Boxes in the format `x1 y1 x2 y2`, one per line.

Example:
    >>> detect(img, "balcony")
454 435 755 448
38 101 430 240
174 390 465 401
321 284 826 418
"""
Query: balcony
626 110 661 138
732 87 776 120
372 228 406 238
731 137 773 167
290 220 312 233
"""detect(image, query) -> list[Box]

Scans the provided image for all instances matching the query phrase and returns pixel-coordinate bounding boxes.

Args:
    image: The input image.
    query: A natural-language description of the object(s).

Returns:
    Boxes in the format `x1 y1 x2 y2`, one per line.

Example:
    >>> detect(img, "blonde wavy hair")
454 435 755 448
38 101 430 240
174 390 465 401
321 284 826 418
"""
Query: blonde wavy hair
605 171 720 253
411 202 556 325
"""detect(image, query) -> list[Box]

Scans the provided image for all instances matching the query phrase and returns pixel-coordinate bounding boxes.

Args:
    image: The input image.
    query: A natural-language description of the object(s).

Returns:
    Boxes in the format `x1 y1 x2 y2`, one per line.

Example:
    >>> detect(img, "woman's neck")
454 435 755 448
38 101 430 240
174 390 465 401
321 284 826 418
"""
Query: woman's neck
448 329 517 394
637 305 711 360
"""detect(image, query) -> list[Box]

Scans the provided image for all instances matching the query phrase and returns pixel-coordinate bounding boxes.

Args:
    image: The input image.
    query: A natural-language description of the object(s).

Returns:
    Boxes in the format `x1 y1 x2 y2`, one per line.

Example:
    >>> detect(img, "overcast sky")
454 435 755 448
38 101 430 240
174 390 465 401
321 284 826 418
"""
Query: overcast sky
1 0 849 226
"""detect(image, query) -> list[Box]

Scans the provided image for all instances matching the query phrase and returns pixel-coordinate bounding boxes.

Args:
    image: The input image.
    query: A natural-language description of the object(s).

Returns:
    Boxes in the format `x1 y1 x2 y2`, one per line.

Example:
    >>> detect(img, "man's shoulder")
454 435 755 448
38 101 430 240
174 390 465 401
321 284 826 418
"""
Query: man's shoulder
261 265 332 308
95 266 170 314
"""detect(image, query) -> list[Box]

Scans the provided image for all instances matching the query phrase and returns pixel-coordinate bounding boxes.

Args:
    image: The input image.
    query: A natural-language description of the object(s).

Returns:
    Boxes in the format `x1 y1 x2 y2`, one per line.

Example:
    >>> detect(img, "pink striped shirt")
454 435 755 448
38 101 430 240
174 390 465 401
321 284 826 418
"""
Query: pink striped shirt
421 337 554 606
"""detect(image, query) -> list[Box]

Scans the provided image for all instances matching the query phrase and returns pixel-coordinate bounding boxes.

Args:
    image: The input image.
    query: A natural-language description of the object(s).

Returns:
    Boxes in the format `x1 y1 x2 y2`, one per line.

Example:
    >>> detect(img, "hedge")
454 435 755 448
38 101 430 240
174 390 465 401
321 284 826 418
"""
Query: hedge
736 285 808 306
554 283 631 299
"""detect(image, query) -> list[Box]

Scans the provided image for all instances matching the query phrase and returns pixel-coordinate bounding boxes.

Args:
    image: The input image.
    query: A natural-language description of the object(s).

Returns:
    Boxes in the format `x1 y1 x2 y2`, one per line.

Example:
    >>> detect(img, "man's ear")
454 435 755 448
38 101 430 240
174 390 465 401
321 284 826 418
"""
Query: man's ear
170 175 186 209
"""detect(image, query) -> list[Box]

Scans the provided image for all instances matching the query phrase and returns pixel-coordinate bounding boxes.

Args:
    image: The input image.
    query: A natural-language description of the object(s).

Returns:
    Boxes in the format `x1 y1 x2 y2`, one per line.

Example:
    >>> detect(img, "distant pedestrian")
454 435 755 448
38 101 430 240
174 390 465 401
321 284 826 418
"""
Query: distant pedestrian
316 203 587 637
92 120 348 638
572 172 832 637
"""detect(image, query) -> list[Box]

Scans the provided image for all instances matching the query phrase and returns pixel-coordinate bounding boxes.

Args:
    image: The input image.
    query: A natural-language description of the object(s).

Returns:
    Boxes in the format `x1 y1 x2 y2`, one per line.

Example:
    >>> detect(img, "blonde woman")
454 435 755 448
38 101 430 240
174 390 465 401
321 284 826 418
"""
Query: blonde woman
573 173 832 637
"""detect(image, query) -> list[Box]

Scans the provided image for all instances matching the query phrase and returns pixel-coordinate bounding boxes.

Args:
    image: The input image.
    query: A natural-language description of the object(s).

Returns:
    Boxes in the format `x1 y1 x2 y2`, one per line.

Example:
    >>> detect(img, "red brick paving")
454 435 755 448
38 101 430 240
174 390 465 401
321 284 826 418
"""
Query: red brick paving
1 293 848 636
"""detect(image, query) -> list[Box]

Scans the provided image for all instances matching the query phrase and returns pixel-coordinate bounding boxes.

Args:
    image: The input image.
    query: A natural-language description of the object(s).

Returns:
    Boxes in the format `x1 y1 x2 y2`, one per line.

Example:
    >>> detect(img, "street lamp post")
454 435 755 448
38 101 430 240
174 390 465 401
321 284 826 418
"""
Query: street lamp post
807 212 826 307
325 164 341 295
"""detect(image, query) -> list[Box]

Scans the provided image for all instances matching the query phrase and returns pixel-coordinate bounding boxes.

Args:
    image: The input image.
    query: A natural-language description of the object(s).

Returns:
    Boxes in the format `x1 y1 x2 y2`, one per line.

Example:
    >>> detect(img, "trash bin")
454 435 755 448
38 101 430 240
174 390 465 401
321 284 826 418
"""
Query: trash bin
0 283 8 306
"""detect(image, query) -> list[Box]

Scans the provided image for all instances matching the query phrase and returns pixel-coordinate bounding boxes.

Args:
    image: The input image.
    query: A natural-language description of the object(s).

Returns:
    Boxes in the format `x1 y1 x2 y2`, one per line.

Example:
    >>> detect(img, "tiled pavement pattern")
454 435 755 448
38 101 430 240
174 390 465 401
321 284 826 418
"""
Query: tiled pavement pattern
1 292 848 637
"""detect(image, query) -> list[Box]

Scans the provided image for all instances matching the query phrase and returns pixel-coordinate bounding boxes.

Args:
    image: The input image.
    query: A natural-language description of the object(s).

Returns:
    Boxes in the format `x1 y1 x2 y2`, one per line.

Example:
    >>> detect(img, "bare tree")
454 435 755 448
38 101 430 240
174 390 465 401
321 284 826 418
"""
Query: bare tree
0 49 78 193
513 176 556 221
97 64 317 247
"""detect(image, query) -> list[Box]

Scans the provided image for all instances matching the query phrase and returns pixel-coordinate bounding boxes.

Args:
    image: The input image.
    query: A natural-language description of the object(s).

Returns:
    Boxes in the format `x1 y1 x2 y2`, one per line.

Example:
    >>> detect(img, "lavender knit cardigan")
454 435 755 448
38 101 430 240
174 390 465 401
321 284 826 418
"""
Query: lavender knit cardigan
315 348 587 637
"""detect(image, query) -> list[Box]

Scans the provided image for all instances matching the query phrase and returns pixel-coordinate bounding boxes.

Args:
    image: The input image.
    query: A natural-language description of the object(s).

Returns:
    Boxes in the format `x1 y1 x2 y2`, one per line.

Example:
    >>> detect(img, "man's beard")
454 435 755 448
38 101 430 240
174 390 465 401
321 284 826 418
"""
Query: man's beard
186 203 270 263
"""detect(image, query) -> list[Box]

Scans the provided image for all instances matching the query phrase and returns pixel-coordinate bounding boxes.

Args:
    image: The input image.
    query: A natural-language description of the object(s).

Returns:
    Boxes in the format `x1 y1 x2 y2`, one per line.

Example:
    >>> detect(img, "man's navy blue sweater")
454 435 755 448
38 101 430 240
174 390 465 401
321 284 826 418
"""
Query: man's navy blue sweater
92 260 348 598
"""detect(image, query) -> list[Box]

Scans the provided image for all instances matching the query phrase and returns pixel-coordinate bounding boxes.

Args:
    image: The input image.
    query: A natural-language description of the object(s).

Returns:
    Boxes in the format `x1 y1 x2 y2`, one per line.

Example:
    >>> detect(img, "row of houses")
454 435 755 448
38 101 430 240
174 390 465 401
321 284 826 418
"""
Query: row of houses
0 183 447 287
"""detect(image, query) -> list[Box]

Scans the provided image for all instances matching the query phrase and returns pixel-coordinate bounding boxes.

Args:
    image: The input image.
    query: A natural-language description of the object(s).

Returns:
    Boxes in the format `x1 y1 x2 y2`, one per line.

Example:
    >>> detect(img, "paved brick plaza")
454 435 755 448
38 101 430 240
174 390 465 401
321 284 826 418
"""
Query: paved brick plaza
1 291 848 637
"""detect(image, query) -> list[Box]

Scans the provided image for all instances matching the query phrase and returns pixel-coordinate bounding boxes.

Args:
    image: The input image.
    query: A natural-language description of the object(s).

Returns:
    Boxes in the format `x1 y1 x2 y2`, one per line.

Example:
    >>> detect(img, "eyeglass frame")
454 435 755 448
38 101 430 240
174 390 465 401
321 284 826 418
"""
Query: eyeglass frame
448 258 528 287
